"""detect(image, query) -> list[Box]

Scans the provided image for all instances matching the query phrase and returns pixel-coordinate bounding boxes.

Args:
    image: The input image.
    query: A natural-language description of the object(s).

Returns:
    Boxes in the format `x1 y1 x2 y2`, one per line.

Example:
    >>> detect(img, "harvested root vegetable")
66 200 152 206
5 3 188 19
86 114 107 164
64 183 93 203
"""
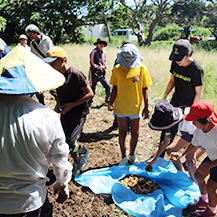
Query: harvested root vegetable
145 163 153 172
119 175 160 195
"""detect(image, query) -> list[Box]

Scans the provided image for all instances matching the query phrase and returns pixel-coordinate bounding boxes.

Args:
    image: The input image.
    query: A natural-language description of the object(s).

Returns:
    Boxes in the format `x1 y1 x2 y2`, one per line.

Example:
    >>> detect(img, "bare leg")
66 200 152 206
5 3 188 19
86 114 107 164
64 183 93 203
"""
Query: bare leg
129 118 140 156
207 178 217 207
194 167 208 195
186 148 206 183
117 117 128 158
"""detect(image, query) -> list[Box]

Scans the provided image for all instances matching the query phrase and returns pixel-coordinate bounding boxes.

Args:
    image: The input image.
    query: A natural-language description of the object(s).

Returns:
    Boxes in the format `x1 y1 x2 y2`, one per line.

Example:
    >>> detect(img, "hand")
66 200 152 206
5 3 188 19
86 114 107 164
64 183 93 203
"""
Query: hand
59 103 74 115
107 103 114 111
142 108 149 119
170 152 182 161
101 65 106 70
54 104 62 113
186 152 196 167
147 158 155 166
53 181 69 203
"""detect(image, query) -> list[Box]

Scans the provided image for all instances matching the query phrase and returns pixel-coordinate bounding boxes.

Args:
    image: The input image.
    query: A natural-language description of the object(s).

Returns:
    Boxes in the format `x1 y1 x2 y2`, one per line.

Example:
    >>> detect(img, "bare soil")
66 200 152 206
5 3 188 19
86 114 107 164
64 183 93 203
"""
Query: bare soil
44 95 194 217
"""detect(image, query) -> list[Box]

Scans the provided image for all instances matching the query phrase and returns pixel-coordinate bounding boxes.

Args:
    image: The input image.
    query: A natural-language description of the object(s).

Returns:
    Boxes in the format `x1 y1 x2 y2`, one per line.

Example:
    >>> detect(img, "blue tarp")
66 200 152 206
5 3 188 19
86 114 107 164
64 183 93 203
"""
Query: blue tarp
75 158 200 217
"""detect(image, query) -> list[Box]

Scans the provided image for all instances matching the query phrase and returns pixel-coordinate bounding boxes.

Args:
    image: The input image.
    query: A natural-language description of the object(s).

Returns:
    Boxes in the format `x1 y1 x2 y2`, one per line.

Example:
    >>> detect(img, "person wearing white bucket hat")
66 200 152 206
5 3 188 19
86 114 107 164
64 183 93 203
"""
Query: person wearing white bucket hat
19 34 30 51
108 43 152 166
0 44 72 216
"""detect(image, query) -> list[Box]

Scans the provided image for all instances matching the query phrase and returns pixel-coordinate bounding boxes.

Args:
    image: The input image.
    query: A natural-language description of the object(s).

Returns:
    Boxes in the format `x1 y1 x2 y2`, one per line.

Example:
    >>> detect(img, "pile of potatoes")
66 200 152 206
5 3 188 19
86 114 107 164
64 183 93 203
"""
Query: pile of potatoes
119 175 160 195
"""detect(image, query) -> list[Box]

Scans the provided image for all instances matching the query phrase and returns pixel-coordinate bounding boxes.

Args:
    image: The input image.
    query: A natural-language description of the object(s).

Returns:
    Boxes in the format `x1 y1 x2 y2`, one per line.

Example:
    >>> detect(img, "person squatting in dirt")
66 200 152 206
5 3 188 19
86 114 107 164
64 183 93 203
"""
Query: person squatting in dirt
44 46 93 177
88 37 111 106
147 100 206 183
108 43 152 166
171 100 217 217
159 39 204 165
0 45 72 216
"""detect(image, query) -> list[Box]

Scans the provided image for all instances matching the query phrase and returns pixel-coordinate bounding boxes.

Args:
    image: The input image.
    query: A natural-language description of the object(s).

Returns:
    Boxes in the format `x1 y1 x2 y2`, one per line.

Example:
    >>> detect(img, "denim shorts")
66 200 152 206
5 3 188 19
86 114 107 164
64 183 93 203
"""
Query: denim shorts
114 113 141 120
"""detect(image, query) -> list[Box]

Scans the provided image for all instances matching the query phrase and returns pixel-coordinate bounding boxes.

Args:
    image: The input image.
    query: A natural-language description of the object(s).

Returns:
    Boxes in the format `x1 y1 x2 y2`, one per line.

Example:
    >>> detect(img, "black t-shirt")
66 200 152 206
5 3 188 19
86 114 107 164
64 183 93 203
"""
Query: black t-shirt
57 67 89 118
170 60 204 107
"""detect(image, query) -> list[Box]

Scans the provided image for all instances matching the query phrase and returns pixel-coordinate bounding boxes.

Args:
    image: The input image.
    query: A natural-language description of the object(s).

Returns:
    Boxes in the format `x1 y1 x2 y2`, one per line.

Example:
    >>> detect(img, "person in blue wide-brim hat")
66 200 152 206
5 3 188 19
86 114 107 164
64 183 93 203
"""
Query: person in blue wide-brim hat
0 44 72 216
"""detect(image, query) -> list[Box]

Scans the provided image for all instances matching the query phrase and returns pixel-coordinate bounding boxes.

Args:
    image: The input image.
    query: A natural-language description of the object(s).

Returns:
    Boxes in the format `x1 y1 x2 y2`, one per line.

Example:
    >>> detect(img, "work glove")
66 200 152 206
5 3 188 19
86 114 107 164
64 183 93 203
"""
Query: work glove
162 93 168 101
53 181 69 203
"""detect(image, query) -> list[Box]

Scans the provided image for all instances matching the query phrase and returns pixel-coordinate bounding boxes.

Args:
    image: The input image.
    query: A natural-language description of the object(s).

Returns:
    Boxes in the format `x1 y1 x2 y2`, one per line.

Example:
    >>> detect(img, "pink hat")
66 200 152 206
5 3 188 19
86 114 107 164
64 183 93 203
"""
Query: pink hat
184 100 217 124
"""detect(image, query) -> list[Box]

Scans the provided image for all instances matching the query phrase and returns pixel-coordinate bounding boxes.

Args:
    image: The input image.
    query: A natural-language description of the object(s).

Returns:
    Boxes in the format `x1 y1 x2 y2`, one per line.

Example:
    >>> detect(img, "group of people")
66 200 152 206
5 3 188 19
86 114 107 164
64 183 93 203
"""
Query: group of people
1 23 217 217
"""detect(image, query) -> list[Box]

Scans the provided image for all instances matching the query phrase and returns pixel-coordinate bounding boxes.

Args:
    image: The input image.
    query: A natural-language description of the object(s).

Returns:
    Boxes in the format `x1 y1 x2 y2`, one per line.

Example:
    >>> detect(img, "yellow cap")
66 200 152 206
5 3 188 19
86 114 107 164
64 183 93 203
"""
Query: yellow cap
44 46 67 63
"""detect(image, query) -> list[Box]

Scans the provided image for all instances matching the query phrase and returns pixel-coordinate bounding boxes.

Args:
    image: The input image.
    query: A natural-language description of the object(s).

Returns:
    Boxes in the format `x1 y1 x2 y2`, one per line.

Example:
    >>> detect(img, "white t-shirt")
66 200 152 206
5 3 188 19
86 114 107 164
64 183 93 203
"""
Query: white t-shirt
192 125 217 161
0 95 72 214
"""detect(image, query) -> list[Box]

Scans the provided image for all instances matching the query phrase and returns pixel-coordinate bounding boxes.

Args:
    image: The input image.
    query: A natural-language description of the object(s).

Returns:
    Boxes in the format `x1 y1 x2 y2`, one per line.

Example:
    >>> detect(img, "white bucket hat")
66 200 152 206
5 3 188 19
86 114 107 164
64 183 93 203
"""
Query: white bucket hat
116 44 144 68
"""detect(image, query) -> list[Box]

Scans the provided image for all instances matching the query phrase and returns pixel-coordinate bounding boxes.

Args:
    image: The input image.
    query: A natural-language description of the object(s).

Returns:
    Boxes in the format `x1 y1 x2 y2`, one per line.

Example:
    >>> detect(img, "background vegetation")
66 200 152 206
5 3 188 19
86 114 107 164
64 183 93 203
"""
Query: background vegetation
1 0 217 47
56 43 217 109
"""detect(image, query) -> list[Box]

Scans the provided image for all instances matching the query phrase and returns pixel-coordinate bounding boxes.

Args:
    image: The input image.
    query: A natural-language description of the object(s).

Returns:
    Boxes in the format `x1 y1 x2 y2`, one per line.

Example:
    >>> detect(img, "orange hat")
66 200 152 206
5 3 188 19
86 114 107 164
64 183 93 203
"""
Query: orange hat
43 46 67 63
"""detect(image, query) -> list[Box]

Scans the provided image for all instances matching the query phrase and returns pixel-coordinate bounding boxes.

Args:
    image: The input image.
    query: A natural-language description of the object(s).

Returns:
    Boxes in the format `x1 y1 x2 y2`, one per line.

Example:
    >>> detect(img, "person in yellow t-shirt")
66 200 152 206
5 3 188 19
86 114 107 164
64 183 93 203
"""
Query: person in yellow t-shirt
108 44 152 166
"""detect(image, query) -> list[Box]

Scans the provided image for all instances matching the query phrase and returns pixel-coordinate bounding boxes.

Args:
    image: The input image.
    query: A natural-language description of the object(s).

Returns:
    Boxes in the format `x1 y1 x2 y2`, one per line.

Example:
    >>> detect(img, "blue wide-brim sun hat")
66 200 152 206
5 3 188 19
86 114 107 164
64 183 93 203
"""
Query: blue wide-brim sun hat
116 44 144 68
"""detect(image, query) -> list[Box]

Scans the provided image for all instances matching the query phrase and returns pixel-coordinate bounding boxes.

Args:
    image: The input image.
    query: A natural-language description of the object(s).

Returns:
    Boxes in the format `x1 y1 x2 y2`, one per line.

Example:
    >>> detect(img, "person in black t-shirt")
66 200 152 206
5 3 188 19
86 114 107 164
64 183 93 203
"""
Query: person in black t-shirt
44 47 94 177
159 39 204 162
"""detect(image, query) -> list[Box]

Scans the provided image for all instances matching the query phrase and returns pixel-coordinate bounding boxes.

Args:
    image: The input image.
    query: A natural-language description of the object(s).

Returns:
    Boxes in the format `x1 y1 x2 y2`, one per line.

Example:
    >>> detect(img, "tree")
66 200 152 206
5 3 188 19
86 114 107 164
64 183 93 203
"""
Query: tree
203 1 217 40
0 0 99 44
170 0 207 39
119 0 172 46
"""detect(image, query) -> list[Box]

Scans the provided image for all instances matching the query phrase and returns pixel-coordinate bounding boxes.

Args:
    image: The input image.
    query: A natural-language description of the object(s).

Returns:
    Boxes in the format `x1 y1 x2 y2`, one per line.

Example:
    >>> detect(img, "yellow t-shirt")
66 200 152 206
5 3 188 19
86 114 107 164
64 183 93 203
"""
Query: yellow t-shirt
110 64 152 115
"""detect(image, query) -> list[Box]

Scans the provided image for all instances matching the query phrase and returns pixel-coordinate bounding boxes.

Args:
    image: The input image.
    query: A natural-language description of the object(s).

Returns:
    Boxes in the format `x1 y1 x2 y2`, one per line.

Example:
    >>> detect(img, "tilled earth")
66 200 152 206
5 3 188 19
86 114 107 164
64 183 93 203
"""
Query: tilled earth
44 94 197 217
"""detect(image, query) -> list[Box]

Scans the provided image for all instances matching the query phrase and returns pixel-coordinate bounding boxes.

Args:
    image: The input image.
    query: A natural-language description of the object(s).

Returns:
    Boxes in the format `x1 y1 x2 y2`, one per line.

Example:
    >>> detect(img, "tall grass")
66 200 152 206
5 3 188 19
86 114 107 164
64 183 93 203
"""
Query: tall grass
55 43 217 109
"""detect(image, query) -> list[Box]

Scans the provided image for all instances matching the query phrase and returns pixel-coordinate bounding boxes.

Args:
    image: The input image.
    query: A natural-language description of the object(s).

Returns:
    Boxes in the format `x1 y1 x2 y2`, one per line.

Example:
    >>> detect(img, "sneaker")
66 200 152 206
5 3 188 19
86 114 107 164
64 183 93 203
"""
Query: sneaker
127 154 140 164
72 161 80 177
188 197 208 210
78 146 89 170
119 157 129 166
193 207 217 216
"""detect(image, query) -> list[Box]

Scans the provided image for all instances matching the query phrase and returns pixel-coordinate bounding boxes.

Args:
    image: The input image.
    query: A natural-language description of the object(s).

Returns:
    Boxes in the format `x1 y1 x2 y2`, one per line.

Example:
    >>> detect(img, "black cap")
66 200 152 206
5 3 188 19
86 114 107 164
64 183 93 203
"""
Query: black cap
169 39 191 62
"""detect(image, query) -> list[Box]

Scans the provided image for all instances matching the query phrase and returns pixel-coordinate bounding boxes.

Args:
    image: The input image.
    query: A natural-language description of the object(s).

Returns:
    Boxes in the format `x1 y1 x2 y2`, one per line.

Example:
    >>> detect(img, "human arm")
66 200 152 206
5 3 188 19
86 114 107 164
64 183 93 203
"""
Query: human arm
90 50 103 71
147 134 171 165
193 85 203 103
162 74 175 100
46 115 73 203
108 85 117 111
60 85 94 115
170 143 198 161
142 87 149 119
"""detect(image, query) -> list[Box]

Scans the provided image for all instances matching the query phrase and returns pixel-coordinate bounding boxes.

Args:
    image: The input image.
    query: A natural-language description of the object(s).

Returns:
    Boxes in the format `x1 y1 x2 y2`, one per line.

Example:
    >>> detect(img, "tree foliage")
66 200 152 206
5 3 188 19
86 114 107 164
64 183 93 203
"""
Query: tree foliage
170 0 206 38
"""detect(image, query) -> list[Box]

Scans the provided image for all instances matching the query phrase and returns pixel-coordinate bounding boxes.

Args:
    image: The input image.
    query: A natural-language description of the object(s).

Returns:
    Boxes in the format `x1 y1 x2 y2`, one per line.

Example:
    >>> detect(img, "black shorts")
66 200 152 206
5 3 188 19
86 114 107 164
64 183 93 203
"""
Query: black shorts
61 115 86 152
181 132 193 142
202 156 217 182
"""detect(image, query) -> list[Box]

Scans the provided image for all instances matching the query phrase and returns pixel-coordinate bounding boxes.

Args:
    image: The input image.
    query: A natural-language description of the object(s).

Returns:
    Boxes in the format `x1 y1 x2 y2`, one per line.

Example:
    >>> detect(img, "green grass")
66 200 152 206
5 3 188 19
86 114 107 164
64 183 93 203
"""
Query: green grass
59 42 217 109
8 42 217 109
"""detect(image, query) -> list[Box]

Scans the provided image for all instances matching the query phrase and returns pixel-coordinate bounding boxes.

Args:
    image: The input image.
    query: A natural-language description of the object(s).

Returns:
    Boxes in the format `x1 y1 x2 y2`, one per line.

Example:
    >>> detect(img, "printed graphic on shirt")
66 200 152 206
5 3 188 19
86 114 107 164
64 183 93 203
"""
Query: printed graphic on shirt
132 74 140 83
172 71 191 82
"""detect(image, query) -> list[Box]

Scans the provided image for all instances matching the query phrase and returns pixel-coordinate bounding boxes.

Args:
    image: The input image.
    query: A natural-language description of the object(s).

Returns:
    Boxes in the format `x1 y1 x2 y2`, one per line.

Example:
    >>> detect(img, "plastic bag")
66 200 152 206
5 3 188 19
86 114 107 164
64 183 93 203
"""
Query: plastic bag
75 158 200 217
